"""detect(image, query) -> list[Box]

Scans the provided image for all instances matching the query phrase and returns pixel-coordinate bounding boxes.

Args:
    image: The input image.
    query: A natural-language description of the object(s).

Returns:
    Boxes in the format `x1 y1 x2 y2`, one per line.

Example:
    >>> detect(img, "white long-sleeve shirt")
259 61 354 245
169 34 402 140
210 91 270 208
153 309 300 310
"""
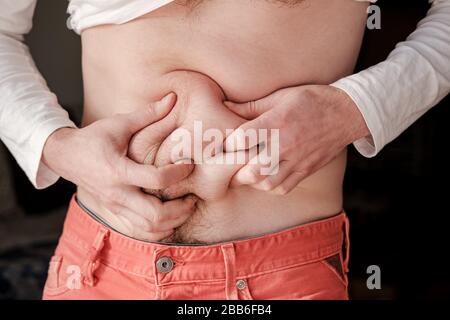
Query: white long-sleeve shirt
333 0 450 157
0 0 449 189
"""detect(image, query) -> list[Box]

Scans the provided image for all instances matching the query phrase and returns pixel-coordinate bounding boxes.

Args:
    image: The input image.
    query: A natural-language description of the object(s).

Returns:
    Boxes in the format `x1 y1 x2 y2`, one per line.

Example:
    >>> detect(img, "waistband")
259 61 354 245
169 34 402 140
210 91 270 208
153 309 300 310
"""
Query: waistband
58 195 349 286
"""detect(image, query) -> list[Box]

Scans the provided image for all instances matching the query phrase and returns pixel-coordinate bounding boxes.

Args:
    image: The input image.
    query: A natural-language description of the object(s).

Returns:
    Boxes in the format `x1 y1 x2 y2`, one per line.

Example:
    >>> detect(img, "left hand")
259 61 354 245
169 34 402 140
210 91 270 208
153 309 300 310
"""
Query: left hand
224 85 369 195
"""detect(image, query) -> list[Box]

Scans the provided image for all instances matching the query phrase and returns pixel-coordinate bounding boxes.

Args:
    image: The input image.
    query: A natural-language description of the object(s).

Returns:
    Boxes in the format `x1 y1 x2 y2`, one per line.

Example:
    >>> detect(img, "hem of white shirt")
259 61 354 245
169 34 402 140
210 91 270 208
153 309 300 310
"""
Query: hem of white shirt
331 81 381 158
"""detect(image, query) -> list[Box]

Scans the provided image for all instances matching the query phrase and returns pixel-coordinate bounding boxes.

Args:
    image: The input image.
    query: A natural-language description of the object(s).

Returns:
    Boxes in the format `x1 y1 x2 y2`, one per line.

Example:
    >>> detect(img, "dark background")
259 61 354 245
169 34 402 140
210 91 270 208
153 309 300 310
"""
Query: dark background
0 0 449 299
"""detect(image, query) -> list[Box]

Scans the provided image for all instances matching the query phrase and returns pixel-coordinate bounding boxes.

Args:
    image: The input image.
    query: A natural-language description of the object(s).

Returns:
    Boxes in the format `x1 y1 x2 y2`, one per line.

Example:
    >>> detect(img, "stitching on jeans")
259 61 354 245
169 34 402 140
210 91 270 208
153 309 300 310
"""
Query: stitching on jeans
324 254 344 278
97 260 154 279
96 247 343 284
239 280 254 300
320 255 347 287
146 249 344 287
60 232 342 285
242 250 342 280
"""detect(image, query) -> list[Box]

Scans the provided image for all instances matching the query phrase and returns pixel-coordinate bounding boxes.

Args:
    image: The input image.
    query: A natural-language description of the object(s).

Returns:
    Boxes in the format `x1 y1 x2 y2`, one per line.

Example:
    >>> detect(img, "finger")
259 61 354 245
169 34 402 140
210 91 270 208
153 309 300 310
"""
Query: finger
137 197 197 233
158 195 198 222
120 190 197 226
224 116 271 152
116 206 188 234
130 229 174 242
116 207 154 231
224 96 274 120
229 140 280 186
128 112 180 164
120 92 177 134
230 149 279 186
251 161 294 191
271 171 308 195
117 214 175 241
119 159 194 189
105 204 174 240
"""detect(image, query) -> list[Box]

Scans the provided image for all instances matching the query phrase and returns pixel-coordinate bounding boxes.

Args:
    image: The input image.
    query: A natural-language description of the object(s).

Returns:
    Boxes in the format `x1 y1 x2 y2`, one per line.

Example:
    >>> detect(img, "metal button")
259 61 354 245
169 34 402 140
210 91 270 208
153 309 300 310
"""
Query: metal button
156 256 174 273
236 279 247 290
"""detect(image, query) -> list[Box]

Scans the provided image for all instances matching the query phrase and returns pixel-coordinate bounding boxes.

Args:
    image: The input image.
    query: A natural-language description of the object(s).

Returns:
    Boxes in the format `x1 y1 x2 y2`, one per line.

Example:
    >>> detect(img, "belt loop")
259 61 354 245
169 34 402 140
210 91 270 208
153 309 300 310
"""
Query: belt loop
221 243 238 300
343 215 350 273
82 227 109 287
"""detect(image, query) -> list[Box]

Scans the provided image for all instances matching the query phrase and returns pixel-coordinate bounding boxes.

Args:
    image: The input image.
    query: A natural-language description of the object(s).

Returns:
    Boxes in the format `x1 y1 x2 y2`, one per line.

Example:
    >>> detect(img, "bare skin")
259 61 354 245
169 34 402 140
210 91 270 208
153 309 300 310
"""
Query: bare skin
224 84 369 194
43 94 198 240
77 0 369 243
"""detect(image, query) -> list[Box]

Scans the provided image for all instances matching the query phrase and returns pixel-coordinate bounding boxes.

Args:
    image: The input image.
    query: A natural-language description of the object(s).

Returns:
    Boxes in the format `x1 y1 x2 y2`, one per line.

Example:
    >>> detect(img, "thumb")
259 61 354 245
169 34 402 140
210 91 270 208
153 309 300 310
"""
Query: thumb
224 95 273 120
123 92 177 134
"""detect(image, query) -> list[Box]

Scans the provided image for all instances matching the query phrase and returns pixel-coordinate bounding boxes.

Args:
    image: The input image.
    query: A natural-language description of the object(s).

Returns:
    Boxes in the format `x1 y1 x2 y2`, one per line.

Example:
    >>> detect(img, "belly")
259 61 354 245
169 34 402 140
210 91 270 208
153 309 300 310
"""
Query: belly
78 0 368 243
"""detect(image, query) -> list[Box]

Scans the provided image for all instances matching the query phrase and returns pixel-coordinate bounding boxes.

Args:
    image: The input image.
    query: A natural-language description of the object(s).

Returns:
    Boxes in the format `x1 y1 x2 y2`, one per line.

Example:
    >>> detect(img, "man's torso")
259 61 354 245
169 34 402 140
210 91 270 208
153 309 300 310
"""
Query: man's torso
77 0 368 244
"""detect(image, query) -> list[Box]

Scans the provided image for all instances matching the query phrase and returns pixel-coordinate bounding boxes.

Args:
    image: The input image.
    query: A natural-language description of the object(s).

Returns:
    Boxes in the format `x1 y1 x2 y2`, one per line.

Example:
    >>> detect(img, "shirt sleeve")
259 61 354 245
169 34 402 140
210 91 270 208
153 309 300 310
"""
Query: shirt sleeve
0 0 77 189
332 0 450 157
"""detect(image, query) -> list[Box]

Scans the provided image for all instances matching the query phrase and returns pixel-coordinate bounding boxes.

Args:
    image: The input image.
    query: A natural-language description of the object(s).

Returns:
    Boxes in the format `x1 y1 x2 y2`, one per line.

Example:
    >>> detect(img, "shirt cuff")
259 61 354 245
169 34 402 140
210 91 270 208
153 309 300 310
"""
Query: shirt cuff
331 79 384 158
29 118 77 189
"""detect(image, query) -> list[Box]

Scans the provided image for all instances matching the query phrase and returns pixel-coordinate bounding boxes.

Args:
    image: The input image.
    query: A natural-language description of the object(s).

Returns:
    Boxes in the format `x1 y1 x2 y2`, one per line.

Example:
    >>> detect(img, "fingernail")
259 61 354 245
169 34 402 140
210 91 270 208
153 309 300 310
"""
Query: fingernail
162 92 175 102
156 93 175 109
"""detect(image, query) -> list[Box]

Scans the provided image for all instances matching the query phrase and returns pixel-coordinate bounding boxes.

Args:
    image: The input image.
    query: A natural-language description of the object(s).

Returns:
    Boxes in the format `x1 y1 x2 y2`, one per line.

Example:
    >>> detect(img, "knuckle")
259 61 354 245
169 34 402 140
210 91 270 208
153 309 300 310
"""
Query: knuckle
151 174 167 189
302 156 314 167
296 168 309 180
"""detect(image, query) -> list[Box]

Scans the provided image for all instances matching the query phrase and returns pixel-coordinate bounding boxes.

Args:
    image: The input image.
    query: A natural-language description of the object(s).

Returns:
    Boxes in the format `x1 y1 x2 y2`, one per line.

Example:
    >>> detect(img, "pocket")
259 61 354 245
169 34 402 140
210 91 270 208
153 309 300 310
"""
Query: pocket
320 253 348 287
43 255 72 297
43 242 85 298
245 254 348 300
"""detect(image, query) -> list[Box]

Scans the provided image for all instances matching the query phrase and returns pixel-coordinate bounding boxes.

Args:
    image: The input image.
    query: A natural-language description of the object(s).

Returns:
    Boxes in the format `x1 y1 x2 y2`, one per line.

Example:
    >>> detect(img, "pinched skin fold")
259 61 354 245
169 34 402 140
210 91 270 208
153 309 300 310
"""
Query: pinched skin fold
79 0 365 242
128 71 250 201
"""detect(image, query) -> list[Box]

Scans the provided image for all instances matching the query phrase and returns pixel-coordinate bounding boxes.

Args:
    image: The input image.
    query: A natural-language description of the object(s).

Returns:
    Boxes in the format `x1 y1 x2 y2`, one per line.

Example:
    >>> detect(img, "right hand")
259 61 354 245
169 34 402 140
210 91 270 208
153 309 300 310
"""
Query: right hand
42 93 197 241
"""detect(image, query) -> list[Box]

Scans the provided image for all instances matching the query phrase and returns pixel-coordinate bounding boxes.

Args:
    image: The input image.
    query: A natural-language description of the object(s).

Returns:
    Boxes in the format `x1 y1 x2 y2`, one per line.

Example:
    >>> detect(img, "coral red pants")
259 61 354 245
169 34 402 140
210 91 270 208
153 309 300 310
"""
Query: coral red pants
43 196 350 300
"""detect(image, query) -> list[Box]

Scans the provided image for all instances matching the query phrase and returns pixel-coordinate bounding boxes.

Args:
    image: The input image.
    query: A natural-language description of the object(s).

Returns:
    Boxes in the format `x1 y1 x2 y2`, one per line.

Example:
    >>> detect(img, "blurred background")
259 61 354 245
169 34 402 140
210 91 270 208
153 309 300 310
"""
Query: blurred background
0 0 449 300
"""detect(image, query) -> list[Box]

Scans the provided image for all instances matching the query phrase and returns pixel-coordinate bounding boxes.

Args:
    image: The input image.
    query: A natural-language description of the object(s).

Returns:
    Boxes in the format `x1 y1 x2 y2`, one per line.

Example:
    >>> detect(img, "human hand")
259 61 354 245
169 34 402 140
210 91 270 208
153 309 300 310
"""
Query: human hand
128 71 249 201
43 93 197 241
224 85 369 195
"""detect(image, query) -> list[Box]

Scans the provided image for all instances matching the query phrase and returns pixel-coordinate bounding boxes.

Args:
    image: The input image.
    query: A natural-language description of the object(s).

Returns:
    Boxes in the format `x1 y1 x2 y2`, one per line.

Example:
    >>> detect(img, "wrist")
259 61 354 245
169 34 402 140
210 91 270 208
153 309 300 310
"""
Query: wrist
42 127 78 175
331 86 370 144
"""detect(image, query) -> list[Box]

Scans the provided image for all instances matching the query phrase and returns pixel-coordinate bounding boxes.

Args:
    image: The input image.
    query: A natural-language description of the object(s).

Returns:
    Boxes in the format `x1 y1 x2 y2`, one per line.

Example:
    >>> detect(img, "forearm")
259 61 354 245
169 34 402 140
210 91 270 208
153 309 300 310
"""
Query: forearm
332 0 450 157
0 1 76 188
